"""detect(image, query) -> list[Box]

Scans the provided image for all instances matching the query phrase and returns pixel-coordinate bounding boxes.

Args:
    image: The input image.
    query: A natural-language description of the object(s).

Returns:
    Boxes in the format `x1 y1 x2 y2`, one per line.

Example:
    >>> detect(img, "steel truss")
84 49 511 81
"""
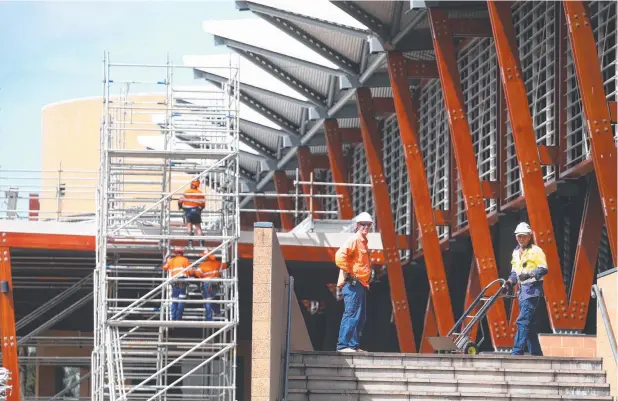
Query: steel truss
94 54 240 401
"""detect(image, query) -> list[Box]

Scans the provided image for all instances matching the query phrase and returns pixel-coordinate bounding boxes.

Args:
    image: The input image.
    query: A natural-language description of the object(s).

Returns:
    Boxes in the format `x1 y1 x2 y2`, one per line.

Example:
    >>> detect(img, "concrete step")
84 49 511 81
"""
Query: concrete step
287 389 614 401
288 363 606 384
288 376 610 396
290 352 604 372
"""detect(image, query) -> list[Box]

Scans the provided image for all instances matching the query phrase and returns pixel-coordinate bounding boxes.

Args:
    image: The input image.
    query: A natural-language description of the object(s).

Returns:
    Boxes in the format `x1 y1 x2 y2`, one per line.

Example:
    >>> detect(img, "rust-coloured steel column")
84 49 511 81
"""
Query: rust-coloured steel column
487 1 580 330
273 171 295 231
563 1 617 264
0 247 20 401
356 87 416 352
569 179 604 324
428 8 510 348
323 119 355 220
387 51 455 336
296 146 322 218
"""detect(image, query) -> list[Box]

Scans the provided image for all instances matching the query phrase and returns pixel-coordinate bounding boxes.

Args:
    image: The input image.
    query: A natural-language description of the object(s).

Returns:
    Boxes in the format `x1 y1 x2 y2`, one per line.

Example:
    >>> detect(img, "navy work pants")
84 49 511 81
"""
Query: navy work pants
512 296 543 356
337 282 367 350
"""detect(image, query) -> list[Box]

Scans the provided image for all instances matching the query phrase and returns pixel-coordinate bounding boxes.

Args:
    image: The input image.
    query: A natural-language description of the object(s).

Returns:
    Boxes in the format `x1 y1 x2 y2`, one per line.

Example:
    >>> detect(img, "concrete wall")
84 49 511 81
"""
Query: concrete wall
251 223 312 401
597 269 617 398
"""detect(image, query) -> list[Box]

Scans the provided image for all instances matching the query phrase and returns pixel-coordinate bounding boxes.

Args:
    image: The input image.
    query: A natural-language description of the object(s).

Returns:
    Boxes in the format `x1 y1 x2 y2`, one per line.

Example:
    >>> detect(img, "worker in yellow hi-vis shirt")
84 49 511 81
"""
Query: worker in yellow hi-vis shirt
502 222 548 356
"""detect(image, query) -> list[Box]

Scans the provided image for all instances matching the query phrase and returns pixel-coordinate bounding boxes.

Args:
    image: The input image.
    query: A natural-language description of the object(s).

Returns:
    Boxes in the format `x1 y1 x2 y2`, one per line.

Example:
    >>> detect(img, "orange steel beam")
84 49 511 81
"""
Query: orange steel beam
563 1 617 264
0 247 20 401
356 87 416 352
296 146 322 218
339 128 363 144
406 60 440 78
428 8 510 348
487 0 597 330
567 179 604 324
324 119 354 219
450 18 493 37
372 97 396 114
538 145 560 166
419 298 438 353
273 171 296 231
387 52 455 335
311 154 331 170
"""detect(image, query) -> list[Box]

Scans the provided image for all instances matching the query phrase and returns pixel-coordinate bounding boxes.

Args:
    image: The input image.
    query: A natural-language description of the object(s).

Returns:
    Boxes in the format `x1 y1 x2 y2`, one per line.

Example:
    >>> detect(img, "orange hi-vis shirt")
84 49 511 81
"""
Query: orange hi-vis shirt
335 232 371 288
180 188 205 208
163 255 191 278
194 254 226 279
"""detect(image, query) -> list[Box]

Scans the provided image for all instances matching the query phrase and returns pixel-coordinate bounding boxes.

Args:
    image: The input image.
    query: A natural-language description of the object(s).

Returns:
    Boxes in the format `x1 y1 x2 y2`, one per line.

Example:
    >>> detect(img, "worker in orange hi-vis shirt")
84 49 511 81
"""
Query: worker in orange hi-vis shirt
192 249 228 321
163 247 192 321
178 179 206 247
335 212 377 353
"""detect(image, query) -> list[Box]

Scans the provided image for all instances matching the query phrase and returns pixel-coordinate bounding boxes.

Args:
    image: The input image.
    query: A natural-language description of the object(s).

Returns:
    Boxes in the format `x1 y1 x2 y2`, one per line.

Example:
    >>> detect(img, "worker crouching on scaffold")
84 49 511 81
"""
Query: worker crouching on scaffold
335 212 377 353
502 222 548 356
178 179 206 247
192 248 228 321
163 247 191 321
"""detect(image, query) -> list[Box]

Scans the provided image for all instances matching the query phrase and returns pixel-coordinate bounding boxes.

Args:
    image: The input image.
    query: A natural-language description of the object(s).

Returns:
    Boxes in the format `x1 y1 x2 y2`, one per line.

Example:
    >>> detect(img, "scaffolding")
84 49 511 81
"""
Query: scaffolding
93 54 240 400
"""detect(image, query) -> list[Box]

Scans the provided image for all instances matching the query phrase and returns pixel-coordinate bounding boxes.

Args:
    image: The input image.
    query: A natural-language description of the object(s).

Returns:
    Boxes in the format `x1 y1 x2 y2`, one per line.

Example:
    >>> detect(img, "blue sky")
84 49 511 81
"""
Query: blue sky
0 1 252 171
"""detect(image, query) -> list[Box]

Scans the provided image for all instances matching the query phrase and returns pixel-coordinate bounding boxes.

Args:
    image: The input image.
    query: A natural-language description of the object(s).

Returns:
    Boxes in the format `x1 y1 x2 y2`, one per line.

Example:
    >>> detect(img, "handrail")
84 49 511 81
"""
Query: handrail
591 284 617 364
282 276 294 401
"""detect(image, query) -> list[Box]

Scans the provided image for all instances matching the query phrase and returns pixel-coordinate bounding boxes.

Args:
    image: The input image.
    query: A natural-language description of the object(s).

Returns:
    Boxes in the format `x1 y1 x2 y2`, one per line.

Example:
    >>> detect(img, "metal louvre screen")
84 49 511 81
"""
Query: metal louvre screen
382 114 411 237
505 1 557 203
418 80 450 248
351 144 374 219
565 0 617 169
456 38 499 228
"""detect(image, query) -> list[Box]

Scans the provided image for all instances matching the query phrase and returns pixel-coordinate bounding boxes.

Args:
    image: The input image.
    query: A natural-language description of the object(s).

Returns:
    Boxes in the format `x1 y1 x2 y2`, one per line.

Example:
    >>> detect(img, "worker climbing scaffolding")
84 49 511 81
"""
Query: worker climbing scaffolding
94 55 241 400
178 178 206 247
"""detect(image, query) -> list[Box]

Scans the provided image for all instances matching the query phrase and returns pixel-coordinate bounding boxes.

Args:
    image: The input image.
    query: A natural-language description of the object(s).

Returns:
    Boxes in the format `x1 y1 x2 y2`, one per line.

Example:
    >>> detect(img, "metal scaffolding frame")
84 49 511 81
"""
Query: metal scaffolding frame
94 54 240 400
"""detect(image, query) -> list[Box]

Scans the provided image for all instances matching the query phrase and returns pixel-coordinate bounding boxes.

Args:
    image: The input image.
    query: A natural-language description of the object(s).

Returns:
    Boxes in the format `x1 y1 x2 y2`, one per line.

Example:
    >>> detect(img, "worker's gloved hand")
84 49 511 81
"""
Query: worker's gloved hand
518 272 532 282
501 280 513 291
343 272 351 282
177 201 183 210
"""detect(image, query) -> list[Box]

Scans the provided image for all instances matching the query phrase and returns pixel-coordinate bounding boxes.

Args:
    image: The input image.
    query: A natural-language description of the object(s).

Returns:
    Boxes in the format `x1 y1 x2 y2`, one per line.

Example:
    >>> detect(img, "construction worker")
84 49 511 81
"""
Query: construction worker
163 247 191 321
502 222 548 356
192 249 227 321
335 212 376 353
178 179 205 247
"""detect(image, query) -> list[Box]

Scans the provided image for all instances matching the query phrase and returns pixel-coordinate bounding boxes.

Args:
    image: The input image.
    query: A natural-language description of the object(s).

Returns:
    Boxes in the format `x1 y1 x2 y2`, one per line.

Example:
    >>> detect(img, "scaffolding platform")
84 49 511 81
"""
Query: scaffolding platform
93 54 240 401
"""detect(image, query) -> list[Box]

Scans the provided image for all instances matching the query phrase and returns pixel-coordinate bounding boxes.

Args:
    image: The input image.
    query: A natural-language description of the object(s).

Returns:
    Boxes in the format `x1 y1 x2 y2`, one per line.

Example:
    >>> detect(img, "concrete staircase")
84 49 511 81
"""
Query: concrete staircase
287 352 613 401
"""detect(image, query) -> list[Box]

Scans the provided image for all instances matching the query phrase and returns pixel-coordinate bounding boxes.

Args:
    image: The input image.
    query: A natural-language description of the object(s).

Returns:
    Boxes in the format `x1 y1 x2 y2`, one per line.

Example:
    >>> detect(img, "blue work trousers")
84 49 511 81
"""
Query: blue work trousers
171 280 187 321
337 282 367 350
512 296 543 356
202 283 220 321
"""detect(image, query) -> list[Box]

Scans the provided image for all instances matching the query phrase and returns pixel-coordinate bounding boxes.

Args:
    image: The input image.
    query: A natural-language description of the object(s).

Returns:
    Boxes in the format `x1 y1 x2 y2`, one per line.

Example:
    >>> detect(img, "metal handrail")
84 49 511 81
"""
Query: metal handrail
282 276 294 401
591 284 617 364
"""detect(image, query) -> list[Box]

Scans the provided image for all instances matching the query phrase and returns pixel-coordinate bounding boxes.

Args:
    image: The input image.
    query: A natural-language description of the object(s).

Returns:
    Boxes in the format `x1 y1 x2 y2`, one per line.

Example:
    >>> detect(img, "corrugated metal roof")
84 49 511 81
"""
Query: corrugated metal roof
203 19 339 69
355 1 398 26
337 118 361 128
239 120 281 151
309 145 328 154
249 0 368 29
289 20 366 64
404 50 435 60
265 58 332 98
242 86 305 126
371 87 394 97
240 157 261 174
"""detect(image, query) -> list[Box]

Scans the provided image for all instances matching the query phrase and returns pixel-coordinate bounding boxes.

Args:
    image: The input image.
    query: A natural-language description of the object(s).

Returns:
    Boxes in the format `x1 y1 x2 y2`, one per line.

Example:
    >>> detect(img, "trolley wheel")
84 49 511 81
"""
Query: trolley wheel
464 342 479 355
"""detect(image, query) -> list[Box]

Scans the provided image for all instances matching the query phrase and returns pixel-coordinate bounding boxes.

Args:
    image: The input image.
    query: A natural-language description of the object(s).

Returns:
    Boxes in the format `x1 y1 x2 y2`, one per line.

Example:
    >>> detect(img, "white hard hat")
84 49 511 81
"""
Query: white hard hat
514 222 532 235
355 212 374 224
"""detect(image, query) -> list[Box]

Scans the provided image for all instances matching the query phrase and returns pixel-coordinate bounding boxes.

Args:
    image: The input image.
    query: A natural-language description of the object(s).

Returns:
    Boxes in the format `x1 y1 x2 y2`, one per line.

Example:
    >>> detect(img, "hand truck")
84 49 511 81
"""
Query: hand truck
426 278 514 355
